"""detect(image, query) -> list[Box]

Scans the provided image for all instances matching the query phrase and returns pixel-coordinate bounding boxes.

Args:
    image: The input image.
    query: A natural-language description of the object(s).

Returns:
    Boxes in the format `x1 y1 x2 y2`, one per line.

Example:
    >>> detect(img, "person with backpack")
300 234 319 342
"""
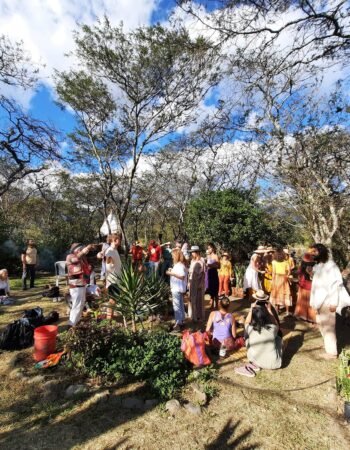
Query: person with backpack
66 243 94 326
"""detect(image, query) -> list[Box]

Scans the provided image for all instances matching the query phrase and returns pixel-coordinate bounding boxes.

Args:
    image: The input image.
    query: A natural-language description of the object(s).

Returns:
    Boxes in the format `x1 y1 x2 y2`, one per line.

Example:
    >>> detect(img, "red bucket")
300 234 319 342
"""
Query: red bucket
33 325 58 361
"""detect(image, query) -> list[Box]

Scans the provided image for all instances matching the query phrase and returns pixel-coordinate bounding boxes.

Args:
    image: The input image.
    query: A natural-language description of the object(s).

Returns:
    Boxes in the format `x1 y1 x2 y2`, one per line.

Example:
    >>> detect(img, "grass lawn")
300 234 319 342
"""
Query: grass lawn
0 274 349 449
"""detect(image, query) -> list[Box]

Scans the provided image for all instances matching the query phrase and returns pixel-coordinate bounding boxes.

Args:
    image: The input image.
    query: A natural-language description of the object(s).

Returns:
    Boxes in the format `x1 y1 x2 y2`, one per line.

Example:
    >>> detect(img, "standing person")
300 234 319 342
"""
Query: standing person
130 241 145 272
270 248 292 315
167 249 188 331
206 243 220 309
218 252 233 297
294 253 316 323
310 243 350 359
188 246 206 322
99 235 111 281
66 243 93 327
284 248 295 271
21 239 38 290
105 234 122 288
0 269 10 296
160 242 173 283
262 247 274 294
243 246 265 300
147 240 162 276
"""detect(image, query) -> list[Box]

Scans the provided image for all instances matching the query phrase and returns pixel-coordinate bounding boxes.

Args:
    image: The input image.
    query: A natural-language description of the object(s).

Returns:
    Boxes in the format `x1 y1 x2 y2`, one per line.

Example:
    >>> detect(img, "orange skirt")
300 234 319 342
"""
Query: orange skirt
270 274 291 307
294 287 316 323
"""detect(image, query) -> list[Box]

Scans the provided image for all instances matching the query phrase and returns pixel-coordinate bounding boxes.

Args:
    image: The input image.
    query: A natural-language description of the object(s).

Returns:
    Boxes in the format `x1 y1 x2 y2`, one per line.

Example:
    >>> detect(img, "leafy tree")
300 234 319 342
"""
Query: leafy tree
0 35 59 196
56 19 219 247
184 188 291 258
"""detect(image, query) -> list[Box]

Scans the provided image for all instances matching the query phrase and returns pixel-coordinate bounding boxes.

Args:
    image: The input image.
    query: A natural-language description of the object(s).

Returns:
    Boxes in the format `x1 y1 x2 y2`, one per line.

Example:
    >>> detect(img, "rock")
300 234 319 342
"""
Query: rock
122 396 144 410
65 384 88 398
27 375 45 384
191 383 207 405
184 402 201 415
165 399 181 415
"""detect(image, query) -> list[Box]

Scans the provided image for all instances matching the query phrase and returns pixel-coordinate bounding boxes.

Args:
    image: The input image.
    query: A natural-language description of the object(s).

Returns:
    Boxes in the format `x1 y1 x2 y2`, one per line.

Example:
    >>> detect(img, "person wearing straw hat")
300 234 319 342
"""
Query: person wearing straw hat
188 245 206 322
270 248 292 315
235 290 282 377
243 246 266 300
218 252 233 296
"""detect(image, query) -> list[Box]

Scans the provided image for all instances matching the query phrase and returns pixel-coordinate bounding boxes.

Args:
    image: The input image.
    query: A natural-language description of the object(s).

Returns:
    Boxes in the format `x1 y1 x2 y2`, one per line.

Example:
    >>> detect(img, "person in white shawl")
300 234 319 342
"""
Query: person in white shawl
310 243 350 358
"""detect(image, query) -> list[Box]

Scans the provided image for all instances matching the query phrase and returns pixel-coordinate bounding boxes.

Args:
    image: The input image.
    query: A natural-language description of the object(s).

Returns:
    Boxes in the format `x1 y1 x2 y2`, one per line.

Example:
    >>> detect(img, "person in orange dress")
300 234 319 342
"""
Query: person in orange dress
218 252 233 296
294 253 316 323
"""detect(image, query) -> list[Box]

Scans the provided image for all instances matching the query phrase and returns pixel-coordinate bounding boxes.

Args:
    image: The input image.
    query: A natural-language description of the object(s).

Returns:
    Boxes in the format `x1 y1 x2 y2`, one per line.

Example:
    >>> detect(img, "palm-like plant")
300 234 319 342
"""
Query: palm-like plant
106 264 170 332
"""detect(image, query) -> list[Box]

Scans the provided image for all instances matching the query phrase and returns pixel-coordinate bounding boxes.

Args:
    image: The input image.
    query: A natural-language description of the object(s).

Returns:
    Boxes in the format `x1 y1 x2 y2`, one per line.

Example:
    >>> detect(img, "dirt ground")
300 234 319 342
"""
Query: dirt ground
0 274 349 450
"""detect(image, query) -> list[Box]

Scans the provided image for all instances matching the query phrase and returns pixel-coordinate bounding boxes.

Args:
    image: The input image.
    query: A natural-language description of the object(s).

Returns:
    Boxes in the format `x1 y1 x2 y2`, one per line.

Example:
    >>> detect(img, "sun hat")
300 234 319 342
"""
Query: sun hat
189 245 200 252
222 252 229 257
252 290 269 301
283 248 290 255
266 246 274 253
254 246 266 254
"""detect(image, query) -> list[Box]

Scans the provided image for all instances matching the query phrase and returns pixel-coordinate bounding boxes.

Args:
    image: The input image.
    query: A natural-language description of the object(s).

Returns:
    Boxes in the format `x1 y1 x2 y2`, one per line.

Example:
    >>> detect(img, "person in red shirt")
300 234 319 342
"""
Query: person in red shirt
130 241 146 272
147 240 161 275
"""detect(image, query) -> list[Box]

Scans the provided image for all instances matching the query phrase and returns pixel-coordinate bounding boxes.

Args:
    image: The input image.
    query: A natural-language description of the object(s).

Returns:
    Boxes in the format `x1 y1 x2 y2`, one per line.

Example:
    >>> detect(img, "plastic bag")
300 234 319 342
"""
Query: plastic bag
181 330 211 367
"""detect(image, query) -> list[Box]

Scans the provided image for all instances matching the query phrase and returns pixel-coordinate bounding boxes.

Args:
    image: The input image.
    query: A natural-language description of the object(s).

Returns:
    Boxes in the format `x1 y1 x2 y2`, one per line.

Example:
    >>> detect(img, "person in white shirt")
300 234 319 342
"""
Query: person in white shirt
105 234 122 289
167 249 188 331
310 243 350 359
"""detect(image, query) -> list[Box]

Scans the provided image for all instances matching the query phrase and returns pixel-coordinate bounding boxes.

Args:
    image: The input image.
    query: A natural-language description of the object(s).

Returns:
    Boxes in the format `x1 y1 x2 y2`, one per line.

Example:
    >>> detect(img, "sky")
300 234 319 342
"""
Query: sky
0 0 349 154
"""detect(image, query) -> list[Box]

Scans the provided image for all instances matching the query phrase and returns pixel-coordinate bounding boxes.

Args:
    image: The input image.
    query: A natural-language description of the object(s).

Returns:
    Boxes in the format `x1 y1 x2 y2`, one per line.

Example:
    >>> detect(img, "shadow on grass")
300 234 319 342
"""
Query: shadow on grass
282 332 305 368
0 382 149 450
205 419 259 450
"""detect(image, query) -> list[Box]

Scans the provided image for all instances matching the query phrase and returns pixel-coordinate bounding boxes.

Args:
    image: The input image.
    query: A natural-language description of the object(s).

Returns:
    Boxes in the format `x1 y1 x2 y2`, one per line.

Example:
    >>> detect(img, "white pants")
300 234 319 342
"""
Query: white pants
316 304 337 356
69 286 86 326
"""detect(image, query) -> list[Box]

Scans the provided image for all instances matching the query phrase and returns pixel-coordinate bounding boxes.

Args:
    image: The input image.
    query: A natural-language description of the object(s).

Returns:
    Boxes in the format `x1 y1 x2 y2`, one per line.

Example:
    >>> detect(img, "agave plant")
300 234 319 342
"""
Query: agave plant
106 264 170 332
234 263 246 288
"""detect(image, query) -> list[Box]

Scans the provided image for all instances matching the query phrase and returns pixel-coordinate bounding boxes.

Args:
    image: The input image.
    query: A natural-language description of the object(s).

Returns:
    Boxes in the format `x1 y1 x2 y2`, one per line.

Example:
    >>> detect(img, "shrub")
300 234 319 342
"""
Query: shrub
63 321 190 399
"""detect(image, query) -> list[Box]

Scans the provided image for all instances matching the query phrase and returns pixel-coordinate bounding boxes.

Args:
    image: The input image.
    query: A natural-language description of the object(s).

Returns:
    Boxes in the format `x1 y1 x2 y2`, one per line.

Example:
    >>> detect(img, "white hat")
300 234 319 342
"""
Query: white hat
189 245 200 252
283 248 289 255
254 246 266 254
252 290 269 301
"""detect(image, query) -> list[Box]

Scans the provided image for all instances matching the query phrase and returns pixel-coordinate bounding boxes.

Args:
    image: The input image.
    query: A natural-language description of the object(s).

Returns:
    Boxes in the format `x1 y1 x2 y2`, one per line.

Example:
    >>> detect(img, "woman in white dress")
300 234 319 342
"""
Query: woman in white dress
243 246 266 300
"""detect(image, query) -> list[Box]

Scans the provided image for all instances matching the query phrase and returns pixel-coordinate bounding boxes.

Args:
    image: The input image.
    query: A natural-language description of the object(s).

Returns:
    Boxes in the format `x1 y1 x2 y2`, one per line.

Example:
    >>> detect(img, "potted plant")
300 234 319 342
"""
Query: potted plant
232 264 246 299
336 348 350 421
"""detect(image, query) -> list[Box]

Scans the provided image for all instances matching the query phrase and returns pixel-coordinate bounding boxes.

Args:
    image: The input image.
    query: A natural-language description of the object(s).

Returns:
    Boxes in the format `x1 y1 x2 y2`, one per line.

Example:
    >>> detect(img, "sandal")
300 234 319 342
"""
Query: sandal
234 365 256 377
247 362 261 372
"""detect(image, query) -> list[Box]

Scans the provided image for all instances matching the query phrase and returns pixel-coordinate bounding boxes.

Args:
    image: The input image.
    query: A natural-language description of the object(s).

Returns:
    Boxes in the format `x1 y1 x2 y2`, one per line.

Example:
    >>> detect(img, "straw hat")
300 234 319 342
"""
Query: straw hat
252 290 269 301
254 246 266 254
266 246 274 253
222 252 229 257
189 245 200 253
283 248 290 255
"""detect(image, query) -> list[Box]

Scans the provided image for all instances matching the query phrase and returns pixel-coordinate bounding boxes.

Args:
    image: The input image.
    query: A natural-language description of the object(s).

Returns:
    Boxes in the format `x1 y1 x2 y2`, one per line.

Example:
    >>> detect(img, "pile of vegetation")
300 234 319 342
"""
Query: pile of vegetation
62 321 190 400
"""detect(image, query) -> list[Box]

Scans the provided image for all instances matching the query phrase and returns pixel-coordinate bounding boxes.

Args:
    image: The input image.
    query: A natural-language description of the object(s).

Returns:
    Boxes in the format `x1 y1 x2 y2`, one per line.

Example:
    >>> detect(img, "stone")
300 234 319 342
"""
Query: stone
144 399 158 410
184 402 201 415
65 384 88 398
91 390 110 403
191 383 207 405
27 375 45 384
122 396 144 410
165 399 181 415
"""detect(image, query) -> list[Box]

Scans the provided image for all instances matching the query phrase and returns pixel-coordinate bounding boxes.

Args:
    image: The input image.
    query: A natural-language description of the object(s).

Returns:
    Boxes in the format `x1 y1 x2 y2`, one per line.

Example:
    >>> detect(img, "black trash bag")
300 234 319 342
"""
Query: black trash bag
42 286 60 298
43 311 59 325
0 319 34 350
23 307 44 327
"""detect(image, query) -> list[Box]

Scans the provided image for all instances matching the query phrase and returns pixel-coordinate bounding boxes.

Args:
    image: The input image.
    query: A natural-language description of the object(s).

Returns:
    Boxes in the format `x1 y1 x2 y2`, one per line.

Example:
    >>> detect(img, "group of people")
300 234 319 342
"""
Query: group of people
4 235 350 372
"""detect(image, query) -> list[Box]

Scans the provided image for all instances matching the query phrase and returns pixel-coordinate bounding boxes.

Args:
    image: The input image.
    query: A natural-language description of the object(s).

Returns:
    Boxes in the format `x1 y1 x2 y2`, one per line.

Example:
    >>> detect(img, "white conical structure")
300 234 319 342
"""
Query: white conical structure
100 212 120 236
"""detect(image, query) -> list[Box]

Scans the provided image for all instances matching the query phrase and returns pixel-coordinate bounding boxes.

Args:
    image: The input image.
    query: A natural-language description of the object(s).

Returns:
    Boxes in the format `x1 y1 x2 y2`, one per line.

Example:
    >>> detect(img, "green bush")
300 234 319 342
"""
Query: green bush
63 321 190 399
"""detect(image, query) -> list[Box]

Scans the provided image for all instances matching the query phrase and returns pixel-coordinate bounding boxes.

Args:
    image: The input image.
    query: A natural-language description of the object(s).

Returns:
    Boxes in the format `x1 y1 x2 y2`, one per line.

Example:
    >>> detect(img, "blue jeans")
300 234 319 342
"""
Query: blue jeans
172 291 185 324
